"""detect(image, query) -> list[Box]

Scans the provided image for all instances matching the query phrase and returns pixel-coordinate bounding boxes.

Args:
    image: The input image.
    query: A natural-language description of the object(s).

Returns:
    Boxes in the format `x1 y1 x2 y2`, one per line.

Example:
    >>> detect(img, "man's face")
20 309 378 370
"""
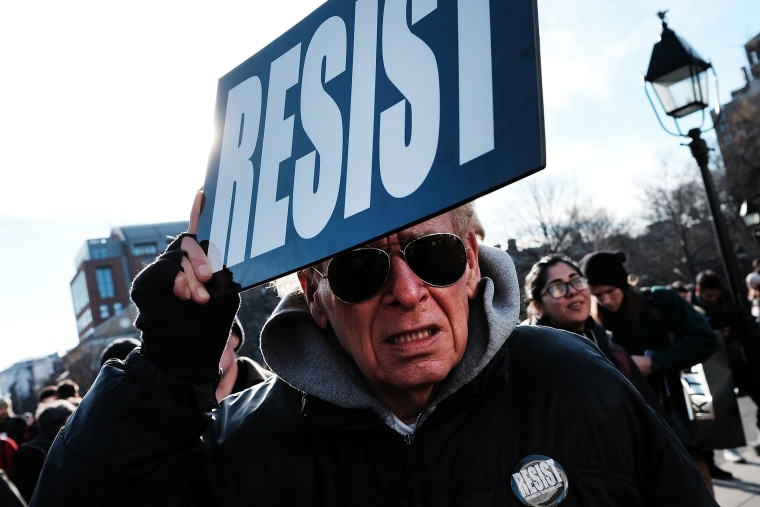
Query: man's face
300 213 481 410
590 284 625 313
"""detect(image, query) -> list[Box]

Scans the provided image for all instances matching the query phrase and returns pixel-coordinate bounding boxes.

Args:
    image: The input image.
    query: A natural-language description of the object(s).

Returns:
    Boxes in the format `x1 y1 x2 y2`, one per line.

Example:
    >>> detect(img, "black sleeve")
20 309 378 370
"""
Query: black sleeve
130 233 241 386
32 359 212 506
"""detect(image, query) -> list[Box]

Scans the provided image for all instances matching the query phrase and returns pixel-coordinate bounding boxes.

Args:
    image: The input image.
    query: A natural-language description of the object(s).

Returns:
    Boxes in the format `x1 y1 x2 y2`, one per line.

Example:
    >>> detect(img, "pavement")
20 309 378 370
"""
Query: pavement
713 395 760 506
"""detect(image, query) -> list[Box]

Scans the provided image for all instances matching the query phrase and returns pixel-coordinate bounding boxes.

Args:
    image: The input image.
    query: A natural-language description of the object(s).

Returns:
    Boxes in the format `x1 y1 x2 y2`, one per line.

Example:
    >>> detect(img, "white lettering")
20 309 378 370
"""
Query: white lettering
293 16 347 239
209 76 263 271
547 459 564 485
512 472 530 497
528 465 544 491
540 460 556 486
457 0 494 163
379 0 440 198
344 0 379 218
251 45 301 257
521 470 537 495
205 0 503 272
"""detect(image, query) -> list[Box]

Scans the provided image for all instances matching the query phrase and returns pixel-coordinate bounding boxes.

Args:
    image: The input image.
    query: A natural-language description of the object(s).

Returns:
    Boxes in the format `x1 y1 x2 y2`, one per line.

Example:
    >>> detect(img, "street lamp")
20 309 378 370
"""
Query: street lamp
643 11 760 353
644 12 712 122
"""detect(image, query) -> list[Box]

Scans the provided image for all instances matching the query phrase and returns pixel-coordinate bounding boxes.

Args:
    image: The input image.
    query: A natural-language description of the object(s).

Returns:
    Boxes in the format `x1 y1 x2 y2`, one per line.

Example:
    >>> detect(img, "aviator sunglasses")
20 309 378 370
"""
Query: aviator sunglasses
312 233 469 304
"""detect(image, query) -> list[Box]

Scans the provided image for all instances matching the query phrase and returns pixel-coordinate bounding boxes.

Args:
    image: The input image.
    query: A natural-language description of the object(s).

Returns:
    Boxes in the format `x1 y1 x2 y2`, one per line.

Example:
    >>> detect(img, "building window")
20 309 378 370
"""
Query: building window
132 242 158 256
91 243 110 259
96 267 115 298
77 309 93 334
113 302 123 314
71 271 89 314
99 304 110 319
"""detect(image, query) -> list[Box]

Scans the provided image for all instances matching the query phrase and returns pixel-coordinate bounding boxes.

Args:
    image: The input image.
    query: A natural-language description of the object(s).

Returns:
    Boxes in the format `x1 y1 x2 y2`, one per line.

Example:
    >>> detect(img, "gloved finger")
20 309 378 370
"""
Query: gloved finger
172 192 212 303
180 247 211 304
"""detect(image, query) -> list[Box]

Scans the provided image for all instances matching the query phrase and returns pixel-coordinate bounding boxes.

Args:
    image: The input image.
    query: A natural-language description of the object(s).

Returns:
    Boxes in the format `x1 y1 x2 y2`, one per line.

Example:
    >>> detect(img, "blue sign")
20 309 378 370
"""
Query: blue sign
197 0 544 295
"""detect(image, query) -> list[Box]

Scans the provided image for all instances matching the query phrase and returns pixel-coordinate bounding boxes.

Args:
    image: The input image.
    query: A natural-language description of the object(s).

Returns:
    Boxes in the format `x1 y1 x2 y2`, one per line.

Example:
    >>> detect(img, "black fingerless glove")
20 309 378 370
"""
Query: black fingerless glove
131 233 240 385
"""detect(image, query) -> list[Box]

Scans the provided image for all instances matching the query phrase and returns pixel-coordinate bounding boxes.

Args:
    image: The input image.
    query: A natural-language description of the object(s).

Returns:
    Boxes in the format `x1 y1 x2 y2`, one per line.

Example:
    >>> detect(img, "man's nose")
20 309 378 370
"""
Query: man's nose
384 254 426 306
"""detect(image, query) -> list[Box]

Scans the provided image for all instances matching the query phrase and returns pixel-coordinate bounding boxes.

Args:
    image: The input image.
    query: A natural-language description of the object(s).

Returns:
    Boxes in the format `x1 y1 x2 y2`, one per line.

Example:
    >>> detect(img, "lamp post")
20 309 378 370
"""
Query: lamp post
643 12 760 356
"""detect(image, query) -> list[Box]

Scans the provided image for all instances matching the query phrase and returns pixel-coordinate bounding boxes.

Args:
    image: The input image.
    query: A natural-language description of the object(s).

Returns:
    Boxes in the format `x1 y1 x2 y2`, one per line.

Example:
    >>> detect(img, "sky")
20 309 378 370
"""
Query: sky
1 0 758 371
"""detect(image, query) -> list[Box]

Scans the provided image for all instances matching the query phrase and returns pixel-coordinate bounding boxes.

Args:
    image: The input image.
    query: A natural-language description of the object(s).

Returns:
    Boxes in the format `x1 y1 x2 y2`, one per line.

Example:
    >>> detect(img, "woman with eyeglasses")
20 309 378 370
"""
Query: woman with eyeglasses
523 254 657 403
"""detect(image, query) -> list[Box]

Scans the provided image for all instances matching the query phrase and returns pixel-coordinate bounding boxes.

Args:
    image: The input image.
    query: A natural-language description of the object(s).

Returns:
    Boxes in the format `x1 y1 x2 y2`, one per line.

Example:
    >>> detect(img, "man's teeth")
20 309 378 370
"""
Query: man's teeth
391 329 432 344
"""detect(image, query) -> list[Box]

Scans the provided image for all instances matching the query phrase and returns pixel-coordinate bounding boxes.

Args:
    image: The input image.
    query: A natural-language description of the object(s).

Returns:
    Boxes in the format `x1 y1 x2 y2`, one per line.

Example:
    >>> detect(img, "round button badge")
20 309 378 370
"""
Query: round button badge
510 455 569 506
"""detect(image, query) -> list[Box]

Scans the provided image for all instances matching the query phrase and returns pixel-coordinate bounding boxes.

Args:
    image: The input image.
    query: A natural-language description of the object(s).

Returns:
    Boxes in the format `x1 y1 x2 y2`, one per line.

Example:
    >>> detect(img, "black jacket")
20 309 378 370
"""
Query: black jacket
534 316 662 410
10 428 58 502
33 326 714 506
32 245 715 506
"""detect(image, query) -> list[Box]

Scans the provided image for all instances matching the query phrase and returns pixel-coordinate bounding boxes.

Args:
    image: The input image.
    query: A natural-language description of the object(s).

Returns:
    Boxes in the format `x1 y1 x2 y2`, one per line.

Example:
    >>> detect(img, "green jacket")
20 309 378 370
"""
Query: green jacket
601 285 717 373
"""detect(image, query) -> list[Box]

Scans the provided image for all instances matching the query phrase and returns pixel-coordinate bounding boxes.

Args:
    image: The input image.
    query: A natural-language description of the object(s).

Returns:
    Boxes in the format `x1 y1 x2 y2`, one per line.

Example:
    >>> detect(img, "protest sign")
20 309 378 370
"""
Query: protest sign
197 0 544 294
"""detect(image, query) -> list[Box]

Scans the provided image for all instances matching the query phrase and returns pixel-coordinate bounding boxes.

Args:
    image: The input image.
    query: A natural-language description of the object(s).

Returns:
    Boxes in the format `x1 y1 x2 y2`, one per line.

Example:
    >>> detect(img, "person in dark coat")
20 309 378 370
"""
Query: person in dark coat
216 316 272 401
580 250 719 491
692 269 760 466
10 400 75 502
0 398 27 448
0 469 26 507
32 194 717 506
99 337 141 368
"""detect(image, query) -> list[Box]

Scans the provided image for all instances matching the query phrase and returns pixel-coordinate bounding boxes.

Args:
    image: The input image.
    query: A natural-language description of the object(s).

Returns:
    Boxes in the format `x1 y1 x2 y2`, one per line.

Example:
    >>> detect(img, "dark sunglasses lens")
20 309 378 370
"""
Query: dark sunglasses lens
327 249 389 303
405 234 466 286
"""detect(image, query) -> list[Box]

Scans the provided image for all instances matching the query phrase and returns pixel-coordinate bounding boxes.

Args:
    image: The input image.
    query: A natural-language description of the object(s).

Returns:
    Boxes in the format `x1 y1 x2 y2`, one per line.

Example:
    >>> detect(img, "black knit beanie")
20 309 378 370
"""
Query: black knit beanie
231 315 245 353
579 250 629 289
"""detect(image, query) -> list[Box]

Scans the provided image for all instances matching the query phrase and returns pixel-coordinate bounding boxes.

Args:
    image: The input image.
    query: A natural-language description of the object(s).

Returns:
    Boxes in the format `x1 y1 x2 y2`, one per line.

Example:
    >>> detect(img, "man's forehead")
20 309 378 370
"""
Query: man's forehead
365 213 455 247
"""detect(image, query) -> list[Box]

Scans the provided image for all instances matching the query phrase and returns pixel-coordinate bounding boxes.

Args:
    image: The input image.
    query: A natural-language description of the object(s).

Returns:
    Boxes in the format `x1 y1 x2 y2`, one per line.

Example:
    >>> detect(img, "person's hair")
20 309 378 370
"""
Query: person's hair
56 379 80 399
35 400 76 432
99 337 141 367
38 385 58 403
277 202 485 298
0 397 11 413
523 254 580 304
450 202 485 241
670 280 687 294
696 269 723 291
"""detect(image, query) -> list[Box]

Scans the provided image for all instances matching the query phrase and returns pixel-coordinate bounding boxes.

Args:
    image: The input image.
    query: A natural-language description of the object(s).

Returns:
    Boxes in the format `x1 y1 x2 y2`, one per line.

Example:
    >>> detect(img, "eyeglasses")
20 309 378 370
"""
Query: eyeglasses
312 233 468 304
541 277 589 299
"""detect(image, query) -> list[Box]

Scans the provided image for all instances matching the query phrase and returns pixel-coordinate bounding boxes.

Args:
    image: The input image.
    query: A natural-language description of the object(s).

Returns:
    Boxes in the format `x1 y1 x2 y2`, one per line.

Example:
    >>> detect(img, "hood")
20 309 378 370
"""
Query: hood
260 244 520 420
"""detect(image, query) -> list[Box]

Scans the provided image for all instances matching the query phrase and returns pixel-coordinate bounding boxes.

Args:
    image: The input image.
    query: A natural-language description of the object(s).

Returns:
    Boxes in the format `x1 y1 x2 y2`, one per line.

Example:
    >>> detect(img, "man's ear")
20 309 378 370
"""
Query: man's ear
298 270 329 329
464 232 481 300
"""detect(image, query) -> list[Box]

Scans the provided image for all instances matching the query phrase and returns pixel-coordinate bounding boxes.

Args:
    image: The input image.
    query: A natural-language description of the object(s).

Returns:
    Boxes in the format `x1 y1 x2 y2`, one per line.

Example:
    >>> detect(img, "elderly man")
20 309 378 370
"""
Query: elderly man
33 193 716 506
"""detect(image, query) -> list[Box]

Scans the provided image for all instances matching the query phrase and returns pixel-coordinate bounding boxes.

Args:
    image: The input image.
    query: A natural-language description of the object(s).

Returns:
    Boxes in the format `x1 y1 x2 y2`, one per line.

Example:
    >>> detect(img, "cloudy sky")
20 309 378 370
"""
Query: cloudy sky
1 0 758 371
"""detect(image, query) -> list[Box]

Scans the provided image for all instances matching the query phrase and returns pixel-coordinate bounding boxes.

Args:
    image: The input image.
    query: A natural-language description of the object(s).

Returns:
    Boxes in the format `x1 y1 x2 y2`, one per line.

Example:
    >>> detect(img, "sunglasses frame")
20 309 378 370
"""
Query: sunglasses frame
312 232 469 304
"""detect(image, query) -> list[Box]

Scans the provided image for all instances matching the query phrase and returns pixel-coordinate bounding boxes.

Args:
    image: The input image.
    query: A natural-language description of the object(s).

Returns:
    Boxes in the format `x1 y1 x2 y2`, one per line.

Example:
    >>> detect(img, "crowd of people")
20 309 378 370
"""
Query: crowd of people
1 302 273 505
1 192 759 505
523 250 760 497
0 379 82 505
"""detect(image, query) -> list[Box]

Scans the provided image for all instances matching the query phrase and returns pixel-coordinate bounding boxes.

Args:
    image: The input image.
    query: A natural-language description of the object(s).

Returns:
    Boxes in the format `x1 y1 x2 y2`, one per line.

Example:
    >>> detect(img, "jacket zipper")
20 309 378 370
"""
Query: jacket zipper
404 433 422 507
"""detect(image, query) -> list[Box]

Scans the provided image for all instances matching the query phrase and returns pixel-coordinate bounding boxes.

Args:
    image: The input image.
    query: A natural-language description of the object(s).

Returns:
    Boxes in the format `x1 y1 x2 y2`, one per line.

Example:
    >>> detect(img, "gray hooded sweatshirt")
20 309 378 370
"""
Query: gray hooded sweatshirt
259 244 520 427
